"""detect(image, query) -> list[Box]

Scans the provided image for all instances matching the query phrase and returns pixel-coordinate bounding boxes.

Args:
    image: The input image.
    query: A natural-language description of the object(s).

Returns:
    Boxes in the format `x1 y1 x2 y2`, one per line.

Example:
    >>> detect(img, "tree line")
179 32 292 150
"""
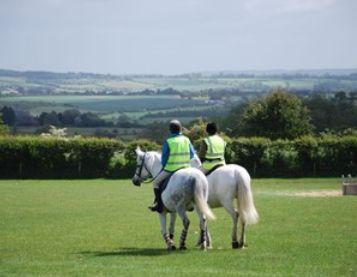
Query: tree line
1 90 356 140
218 90 357 140
0 108 141 129
139 90 357 143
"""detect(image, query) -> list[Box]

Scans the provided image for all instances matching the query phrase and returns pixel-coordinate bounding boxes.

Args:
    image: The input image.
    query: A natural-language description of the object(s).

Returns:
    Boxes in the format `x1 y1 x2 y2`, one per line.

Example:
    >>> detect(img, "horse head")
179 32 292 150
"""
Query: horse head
131 146 153 187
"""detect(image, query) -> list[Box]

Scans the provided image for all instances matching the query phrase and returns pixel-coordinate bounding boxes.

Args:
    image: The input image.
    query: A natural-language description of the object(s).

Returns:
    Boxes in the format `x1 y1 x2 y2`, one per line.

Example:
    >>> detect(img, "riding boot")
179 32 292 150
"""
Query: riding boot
148 188 163 213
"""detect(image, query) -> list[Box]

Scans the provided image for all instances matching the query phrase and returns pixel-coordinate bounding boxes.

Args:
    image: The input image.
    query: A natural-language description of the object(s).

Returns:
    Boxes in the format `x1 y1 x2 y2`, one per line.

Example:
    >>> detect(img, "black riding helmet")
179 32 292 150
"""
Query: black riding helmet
206 122 218 135
169 119 182 133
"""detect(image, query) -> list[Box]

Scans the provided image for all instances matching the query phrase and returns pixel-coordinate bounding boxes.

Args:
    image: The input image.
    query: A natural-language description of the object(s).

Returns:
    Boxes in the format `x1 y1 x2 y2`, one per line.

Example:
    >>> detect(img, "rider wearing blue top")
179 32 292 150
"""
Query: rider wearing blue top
149 119 196 212
161 131 196 168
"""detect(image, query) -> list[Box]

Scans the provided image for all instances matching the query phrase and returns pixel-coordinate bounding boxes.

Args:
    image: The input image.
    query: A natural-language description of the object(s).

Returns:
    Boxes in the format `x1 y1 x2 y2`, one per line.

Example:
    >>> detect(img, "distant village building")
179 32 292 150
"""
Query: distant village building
0 89 20 96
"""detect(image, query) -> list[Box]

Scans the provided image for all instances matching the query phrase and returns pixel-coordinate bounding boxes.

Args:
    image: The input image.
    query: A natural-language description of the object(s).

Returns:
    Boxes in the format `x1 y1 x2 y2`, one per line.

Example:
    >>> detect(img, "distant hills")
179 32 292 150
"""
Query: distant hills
199 68 357 77
1 68 357 79
1 68 357 95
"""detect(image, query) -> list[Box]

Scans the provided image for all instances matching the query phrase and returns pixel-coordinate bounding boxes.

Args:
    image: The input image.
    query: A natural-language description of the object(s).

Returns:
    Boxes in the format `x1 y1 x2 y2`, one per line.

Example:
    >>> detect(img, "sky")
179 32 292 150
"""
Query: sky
0 0 356 75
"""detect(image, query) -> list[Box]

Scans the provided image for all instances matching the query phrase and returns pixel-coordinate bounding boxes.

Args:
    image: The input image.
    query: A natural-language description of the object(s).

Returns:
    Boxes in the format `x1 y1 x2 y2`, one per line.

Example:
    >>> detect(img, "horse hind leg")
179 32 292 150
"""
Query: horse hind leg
177 207 190 250
222 200 239 249
169 213 177 242
195 208 209 250
196 226 212 249
238 220 247 249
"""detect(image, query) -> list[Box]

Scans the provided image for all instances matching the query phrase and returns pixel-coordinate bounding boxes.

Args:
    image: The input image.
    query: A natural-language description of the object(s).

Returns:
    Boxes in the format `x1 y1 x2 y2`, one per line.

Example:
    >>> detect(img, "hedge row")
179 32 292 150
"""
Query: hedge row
0 137 125 178
0 135 356 178
227 136 357 177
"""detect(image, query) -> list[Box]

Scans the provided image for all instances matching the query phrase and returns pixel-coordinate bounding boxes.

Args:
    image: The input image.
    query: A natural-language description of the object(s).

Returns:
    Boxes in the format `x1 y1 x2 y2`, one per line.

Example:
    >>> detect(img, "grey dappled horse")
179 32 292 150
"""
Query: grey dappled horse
132 147 215 250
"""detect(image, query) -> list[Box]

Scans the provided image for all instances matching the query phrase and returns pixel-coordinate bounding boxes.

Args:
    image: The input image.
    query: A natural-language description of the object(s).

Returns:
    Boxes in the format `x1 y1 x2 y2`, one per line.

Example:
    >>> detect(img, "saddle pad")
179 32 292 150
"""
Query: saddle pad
205 164 224 176
158 172 174 194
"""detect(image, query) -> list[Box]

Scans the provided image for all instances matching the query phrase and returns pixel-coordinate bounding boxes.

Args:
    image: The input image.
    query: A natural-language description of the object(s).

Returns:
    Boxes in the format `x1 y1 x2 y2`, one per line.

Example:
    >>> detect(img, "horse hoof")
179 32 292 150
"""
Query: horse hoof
232 241 239 249
179 245 187 250
167 245 176 251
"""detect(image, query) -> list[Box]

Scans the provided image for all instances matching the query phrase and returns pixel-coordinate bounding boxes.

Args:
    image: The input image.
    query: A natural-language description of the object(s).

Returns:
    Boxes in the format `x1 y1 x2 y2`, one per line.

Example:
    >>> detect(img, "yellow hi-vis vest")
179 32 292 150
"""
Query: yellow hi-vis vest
202 135 226 171
164 135 191 172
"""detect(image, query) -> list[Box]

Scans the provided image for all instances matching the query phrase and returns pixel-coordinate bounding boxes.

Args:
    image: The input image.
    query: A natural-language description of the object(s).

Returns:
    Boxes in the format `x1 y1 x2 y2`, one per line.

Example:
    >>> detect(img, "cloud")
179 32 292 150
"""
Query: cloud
244 0 337 14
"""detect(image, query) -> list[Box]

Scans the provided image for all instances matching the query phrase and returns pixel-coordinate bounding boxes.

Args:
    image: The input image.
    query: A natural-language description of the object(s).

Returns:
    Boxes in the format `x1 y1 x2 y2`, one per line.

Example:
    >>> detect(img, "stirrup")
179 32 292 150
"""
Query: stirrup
148 202 158 212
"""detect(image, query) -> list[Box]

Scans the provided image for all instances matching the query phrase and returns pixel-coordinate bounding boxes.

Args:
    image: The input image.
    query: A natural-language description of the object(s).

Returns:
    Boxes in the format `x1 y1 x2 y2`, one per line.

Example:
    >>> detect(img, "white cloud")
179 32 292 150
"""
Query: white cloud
244 0 337 14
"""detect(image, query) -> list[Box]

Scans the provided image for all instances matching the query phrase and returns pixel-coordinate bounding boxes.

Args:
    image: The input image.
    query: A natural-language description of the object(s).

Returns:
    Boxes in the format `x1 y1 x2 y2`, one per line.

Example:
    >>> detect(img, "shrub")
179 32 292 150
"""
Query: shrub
0 136 124 178
230 137 270 176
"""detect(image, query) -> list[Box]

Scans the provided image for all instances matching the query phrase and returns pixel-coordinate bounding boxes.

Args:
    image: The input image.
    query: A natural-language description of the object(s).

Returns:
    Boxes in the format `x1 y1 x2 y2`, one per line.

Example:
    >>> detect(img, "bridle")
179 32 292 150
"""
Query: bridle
134 153 157 184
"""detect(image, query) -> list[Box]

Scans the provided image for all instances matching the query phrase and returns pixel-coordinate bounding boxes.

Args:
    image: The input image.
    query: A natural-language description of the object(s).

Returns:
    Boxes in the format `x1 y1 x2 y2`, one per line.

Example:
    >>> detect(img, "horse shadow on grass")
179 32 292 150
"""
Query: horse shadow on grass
78 247 187 257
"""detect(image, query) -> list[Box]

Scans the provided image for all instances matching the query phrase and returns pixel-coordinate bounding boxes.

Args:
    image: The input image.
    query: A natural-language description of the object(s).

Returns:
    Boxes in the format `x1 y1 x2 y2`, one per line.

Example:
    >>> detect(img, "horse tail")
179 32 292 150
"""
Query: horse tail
194 175 216 221
236 167 259 225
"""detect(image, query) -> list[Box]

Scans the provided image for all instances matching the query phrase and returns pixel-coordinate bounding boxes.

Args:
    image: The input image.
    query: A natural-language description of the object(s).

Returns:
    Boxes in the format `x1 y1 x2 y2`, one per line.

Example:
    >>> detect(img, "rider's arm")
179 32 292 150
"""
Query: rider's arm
189 142 196 159
161 141 169 167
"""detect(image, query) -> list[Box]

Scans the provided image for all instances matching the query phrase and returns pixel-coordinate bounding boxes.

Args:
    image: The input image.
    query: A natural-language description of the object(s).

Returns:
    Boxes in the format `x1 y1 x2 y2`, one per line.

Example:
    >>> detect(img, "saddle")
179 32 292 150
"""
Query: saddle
205 164 224 176
158 172 174 194
157 170 194 212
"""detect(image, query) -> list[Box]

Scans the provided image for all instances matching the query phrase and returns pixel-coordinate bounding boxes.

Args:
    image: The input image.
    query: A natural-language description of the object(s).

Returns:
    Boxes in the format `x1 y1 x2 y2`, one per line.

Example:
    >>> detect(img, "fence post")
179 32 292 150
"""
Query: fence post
78 161 81 177
19 161 22 178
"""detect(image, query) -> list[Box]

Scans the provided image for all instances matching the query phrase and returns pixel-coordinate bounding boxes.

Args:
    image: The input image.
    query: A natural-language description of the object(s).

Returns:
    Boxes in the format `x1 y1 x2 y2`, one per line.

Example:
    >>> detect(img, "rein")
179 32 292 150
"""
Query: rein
135 153 159 183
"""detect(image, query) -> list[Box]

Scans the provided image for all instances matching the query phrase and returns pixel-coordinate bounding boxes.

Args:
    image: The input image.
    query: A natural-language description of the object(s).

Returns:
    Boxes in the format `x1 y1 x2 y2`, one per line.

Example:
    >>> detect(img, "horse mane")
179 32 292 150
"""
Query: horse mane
147 151 161 157
146 151 162 165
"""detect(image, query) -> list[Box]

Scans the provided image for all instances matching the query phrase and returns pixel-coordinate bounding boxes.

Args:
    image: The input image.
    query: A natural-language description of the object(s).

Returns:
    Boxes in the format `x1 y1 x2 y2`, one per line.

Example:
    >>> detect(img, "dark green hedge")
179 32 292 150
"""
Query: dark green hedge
0 135 355 178
0 136 125 178
228 136 357 177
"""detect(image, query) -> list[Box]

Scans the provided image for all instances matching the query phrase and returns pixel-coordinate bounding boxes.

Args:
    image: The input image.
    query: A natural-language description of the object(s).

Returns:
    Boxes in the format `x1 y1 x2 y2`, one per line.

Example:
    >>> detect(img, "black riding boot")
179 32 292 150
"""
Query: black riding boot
148 188 163 213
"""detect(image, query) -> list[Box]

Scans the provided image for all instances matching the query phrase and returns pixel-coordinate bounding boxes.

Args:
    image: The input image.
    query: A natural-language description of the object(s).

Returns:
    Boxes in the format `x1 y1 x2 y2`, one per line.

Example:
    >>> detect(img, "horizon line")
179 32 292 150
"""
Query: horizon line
1 67 357 77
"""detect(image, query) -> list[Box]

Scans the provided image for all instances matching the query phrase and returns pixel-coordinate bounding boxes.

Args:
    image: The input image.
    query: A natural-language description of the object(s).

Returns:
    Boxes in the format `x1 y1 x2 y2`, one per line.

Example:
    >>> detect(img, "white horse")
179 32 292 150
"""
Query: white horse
191 158 259 249
131 147 215 250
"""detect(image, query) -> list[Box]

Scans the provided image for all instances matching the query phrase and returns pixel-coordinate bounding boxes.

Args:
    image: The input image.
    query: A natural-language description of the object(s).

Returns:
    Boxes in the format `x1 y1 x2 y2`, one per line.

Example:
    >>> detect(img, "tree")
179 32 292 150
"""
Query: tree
0 106 16 126
60 109 81 125
303 92 357 132
141 121 169 143
14 110 38 126
184 118 207 143
240 90 312 139
0 116 9 135
221 102 248 135
38 111 60 126
79 112 105 127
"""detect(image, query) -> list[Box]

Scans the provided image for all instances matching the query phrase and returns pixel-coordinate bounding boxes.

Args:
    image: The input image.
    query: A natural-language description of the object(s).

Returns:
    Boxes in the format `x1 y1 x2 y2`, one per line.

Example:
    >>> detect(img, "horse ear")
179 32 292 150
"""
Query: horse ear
135 146 142 155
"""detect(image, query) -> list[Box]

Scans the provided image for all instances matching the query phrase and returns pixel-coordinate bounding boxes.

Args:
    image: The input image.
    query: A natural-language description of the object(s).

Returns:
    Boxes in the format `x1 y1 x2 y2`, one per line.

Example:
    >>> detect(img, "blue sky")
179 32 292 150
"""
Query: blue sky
0 0 356 74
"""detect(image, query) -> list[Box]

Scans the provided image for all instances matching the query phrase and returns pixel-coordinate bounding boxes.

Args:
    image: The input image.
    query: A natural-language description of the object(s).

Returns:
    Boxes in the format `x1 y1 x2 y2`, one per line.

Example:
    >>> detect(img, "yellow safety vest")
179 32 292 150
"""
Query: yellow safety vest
164 135 191 172
202 135 226 171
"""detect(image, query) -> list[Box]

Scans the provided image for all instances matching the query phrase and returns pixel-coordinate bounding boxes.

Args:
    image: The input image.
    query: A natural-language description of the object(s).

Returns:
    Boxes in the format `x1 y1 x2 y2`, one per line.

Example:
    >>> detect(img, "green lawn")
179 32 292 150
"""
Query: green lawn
0 179 356 276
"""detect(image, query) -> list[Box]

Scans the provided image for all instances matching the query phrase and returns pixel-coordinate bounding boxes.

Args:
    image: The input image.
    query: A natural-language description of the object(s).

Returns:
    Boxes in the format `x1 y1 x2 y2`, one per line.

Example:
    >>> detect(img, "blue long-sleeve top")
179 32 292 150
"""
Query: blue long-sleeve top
161 132 195 168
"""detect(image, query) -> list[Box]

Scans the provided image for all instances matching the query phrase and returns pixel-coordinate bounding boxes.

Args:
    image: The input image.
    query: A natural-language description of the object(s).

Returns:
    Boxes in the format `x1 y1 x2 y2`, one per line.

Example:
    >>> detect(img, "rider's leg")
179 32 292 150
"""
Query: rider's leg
149 171 170 212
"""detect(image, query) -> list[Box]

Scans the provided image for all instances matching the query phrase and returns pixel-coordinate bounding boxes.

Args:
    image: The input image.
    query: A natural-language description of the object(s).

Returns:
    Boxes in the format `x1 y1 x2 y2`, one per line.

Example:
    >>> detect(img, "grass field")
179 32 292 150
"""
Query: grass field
1 178 356 276
0 95 212 116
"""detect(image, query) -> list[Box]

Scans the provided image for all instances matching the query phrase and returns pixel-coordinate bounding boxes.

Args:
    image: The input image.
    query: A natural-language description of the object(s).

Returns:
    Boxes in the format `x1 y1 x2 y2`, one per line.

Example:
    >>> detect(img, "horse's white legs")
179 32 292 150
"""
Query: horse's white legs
169 213 177 241
197 227 212 248
239 220 247 248
222 200 240 249
196 209 208 250
159 213 175 250
177 208 190 250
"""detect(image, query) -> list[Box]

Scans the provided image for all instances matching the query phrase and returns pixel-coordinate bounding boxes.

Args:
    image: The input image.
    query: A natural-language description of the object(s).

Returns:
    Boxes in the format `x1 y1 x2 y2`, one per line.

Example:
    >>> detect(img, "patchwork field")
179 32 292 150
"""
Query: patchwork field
0 95 211 114
1 178 356 276
2 73 357 93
